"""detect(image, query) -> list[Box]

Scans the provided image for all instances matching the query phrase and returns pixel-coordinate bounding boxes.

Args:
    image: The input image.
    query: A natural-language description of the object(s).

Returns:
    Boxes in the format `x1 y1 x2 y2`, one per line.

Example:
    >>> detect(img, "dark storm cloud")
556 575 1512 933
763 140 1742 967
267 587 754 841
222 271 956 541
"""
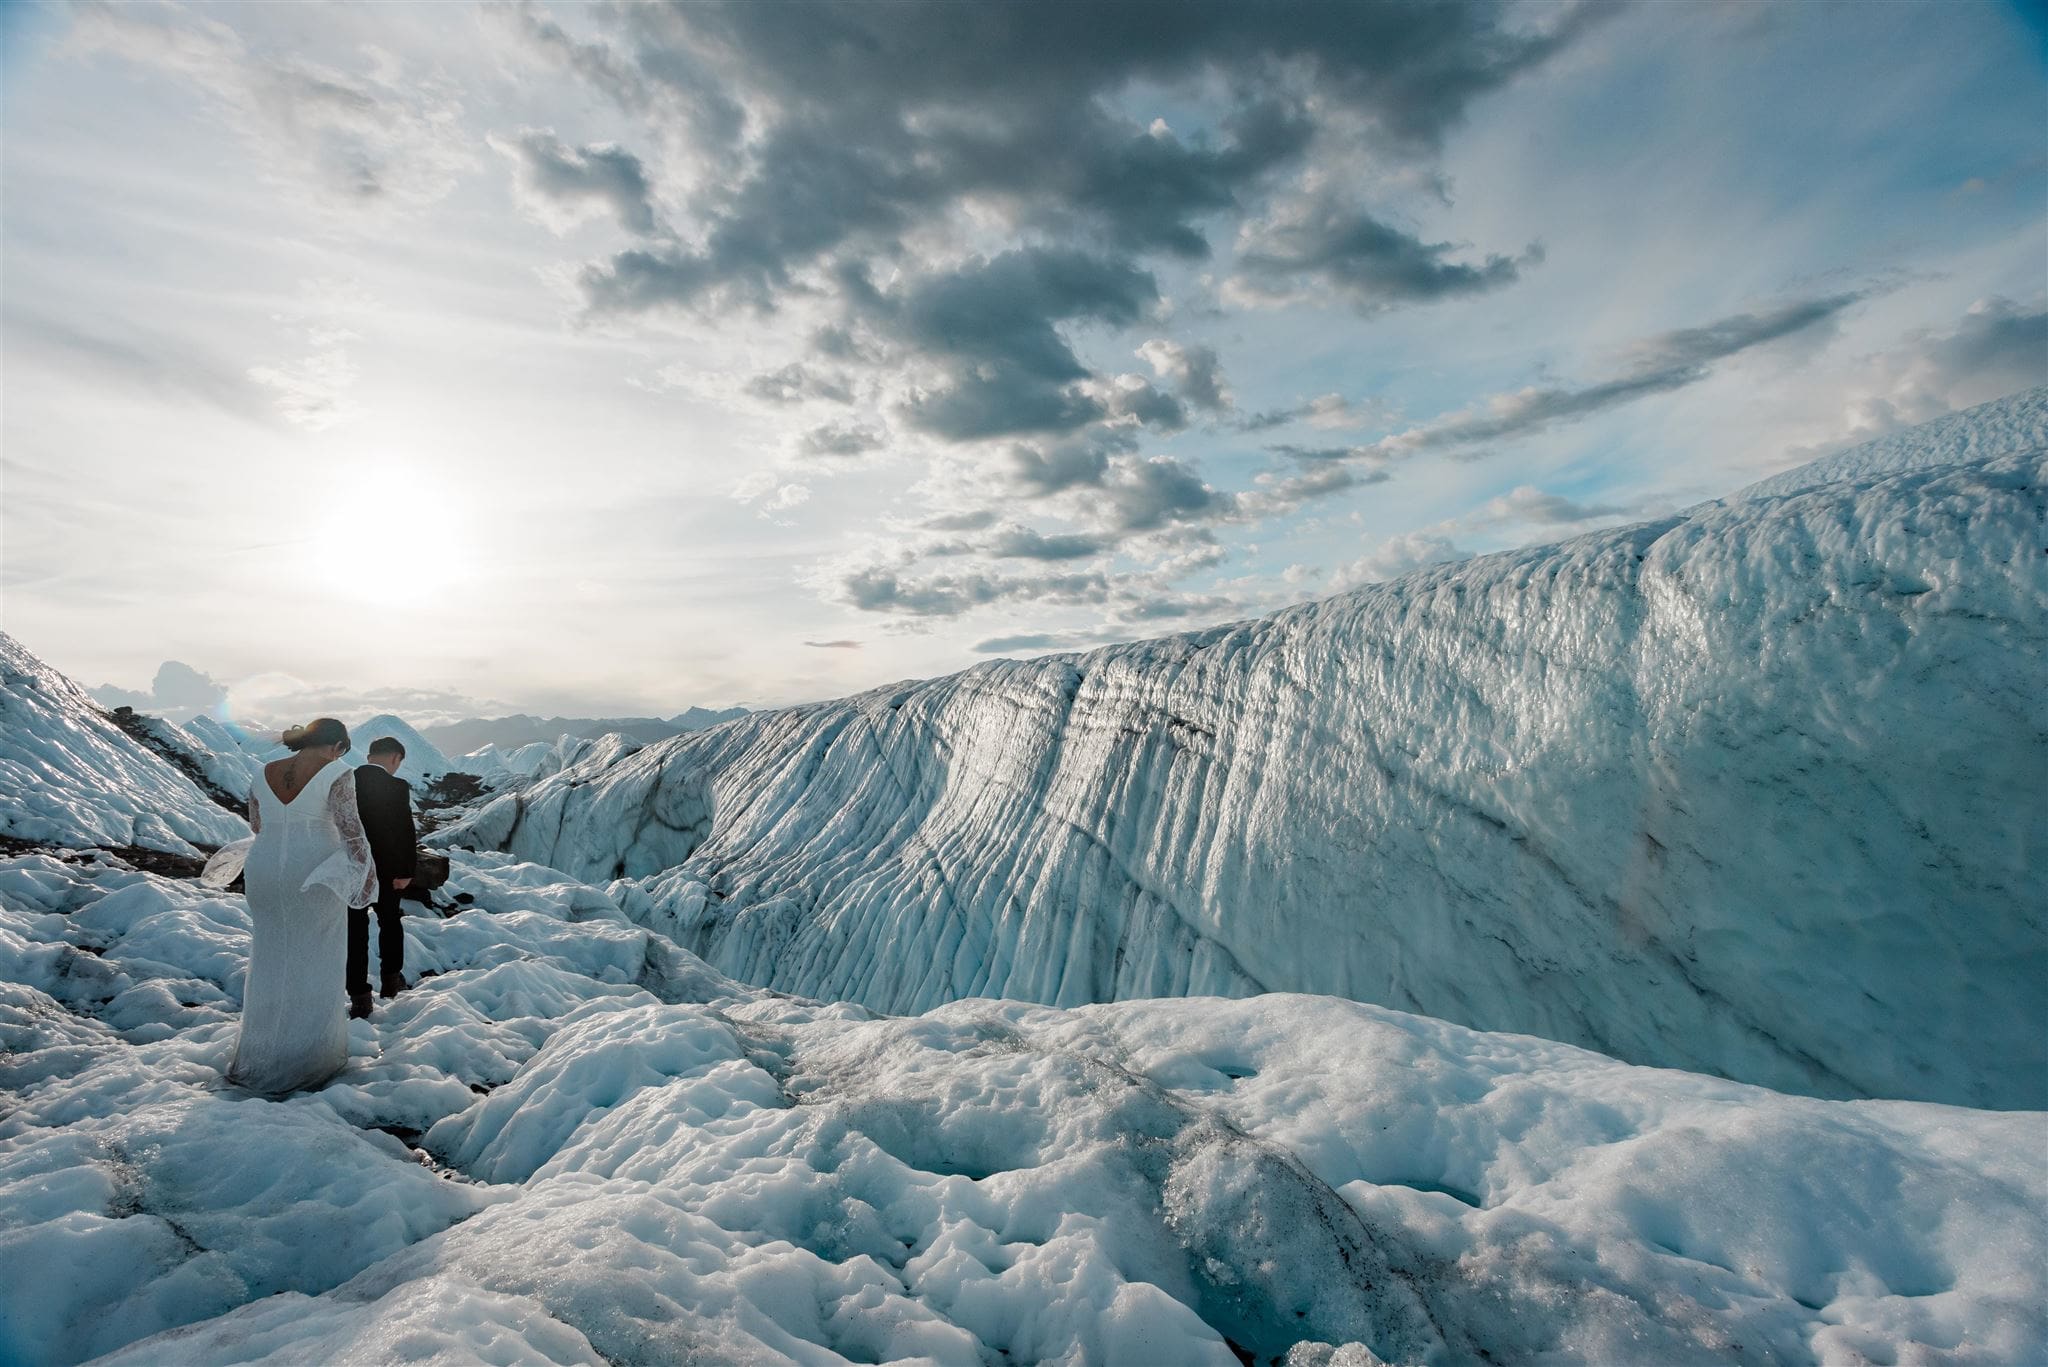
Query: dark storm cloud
1376 292 1869 457
1235 196 1536 311
883 249 1162 441
983 526 1112 562
546 0 1605 328
1097 456 1234 532
515 0 1612 636
994 435 1235 537
1107 381 1190 431
1008 439 1119 498
500 130 661 235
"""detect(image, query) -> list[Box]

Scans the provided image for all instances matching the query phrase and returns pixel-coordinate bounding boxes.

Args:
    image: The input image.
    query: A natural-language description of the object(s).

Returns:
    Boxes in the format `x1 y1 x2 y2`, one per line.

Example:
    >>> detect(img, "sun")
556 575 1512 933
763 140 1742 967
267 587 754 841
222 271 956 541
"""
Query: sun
304 477 459 609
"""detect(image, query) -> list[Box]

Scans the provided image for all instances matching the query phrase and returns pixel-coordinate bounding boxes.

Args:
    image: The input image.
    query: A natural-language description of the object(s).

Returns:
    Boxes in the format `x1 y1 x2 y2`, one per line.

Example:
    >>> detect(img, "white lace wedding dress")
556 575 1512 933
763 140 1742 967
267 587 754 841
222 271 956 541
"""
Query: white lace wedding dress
203 758 379 1094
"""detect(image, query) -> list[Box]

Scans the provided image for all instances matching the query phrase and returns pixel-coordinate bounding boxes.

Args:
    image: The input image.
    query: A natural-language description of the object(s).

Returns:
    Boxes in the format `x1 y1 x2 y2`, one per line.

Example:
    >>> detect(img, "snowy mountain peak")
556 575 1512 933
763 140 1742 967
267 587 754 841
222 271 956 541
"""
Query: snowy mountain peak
347 714 457 786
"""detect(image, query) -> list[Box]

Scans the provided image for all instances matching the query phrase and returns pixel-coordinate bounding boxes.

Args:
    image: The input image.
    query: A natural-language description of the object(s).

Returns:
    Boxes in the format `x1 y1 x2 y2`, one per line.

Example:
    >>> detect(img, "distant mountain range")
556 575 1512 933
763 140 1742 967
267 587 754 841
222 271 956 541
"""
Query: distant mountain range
419 708 748 754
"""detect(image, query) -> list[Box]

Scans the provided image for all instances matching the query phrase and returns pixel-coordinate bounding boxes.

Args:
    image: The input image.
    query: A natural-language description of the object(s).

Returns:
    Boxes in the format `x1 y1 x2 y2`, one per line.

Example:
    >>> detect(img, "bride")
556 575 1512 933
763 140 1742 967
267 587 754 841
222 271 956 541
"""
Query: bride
204 717 379 1093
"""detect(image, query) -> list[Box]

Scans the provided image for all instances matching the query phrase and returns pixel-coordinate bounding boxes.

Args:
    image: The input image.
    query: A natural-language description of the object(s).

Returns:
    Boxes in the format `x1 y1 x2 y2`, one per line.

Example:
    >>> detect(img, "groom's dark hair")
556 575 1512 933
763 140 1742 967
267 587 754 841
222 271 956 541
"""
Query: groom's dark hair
367 737 405 760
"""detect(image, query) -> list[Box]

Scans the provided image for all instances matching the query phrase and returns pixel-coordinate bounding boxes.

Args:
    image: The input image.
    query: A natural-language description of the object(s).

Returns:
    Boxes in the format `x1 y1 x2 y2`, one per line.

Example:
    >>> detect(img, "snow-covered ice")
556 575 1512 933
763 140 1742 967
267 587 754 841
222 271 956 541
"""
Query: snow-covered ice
2 849 2040 1366
446 389 2048 1109
0 634 247 856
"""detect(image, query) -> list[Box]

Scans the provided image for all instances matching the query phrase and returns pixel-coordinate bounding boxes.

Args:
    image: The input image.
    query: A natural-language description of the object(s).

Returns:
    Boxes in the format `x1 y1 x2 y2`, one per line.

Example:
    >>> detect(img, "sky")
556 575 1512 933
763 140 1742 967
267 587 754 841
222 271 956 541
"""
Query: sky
2 0 2043 727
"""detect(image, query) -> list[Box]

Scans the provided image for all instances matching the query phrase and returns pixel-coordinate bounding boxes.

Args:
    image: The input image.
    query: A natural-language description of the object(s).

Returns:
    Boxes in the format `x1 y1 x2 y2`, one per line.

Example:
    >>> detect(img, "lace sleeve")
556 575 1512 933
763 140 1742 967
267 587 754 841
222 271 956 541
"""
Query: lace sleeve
325 769 381 907
200 781 261 888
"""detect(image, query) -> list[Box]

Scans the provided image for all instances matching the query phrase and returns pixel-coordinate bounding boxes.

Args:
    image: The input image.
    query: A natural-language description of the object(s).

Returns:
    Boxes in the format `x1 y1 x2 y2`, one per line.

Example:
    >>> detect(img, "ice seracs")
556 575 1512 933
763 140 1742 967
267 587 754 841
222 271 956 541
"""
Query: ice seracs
447 389 2048 1110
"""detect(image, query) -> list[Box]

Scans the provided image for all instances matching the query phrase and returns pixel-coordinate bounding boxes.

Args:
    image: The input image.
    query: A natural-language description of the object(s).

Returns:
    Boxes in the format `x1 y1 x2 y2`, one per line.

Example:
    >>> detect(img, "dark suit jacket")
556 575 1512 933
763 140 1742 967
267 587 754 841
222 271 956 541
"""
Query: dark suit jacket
354 763 417 884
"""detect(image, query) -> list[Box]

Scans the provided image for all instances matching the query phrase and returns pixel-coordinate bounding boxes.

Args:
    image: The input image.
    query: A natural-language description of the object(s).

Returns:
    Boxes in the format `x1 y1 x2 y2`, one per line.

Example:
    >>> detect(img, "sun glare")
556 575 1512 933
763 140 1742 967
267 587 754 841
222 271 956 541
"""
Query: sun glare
304 474 464 610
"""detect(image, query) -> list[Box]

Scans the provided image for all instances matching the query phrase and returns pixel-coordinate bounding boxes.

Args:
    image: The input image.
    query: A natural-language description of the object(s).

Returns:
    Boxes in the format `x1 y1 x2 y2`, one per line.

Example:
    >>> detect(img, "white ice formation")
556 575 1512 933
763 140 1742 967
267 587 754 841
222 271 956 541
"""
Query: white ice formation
449 390 2048 1110
349 714 459 786
0 634 247 856
3 848 2040 1366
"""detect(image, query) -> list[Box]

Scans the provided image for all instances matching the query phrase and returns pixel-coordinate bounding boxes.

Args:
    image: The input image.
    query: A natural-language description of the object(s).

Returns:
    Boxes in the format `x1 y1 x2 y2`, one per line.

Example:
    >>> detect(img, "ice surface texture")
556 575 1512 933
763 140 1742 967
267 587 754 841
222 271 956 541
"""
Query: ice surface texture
448 391 2048 1109
0 634 248 856
3 851 2040 1366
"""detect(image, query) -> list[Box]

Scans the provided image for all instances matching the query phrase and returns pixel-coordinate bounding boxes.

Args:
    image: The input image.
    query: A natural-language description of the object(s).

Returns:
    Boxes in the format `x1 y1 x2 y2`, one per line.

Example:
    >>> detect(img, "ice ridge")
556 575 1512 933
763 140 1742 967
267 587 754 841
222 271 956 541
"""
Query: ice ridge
448 393 2048 1110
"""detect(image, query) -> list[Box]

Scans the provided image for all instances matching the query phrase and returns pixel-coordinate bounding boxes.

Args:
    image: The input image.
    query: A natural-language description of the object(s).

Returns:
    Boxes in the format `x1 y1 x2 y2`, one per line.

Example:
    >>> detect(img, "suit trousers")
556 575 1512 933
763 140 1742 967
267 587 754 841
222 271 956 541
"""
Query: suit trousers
347 880 406 995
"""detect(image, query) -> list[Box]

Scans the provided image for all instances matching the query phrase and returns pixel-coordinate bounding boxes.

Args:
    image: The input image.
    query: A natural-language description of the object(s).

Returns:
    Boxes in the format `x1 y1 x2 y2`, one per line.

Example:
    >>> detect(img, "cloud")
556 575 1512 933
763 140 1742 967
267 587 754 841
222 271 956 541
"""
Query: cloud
1473 486 1631 526
802 639 861 650
546 0 1604 324
1242 459 1392 515
745 363 854 405
1340 530 1475 585
1372 291 1868 458
502 0 1615 651
731 470 812 515
247 348 359 430
11 313 267 418
981 526 1110 562
835 563 1111 617
1232 194 1538 312
881 248 1163 441
796 422 886 459
69 0 475 212
1137 338 1231 411
540 0 1604 469
91 661 501 731
1831 296 2048 439
1236 392 1372 432
495 129 661 235
89 660 228 717
971 631 1096 655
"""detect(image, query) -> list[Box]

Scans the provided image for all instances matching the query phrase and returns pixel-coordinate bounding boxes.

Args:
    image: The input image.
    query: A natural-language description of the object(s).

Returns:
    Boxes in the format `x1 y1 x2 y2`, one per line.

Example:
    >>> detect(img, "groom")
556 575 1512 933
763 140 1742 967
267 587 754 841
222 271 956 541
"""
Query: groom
348 736 417 1019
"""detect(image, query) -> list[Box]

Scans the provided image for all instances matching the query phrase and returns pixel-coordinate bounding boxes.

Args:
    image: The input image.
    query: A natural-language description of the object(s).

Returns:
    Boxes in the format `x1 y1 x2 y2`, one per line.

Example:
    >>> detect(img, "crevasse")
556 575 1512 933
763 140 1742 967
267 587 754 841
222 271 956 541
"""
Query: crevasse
448 390 2048 1110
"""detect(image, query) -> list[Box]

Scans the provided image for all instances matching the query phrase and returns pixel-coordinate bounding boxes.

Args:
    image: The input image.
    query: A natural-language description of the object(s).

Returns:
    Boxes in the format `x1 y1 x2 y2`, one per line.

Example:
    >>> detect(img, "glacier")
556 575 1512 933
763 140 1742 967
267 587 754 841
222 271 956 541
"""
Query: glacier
445 389 2048 1111
0 634 247 856
0 447 2042 1365
2 847 2040 1366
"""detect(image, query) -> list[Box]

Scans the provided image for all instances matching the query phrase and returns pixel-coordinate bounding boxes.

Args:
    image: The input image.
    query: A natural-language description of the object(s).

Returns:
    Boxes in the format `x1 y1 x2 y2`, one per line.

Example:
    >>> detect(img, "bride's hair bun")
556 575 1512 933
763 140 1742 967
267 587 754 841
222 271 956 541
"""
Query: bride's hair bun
281 717 351 753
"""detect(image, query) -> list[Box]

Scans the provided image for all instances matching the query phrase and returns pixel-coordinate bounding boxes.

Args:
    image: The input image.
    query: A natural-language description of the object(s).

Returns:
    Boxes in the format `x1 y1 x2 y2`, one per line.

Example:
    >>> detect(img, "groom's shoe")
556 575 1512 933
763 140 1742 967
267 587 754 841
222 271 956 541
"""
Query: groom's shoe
380 972 406 999
348 990 374 1020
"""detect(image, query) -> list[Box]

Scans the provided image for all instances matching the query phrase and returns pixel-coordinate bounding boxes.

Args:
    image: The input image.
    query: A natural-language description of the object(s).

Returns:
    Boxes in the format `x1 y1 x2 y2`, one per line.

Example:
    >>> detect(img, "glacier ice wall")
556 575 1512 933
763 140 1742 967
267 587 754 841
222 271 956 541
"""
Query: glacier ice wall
0 634 248 855
450 392 2048 1109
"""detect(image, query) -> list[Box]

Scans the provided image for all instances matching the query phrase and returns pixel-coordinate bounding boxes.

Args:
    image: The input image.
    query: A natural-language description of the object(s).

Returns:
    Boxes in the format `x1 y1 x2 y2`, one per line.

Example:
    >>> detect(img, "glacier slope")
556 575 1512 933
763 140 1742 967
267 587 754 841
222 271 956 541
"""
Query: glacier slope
449 392 2048 1109
1 849 2040 1366
0 633 247 856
